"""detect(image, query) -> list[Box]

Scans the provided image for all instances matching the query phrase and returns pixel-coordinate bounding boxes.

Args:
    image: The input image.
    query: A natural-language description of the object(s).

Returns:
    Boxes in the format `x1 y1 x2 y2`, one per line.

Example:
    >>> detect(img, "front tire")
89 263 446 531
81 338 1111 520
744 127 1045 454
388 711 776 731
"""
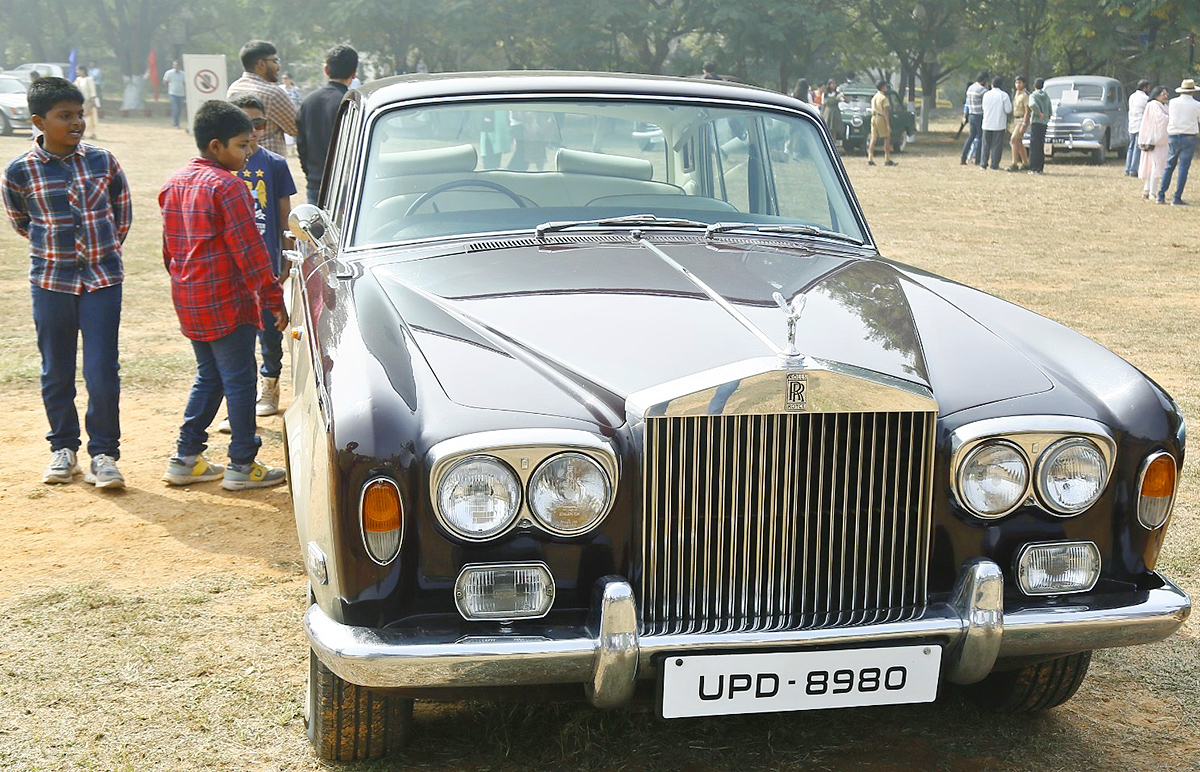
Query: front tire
0 113 11 136
306 648 414 761
1092 133 1109 165
968 651 1091 713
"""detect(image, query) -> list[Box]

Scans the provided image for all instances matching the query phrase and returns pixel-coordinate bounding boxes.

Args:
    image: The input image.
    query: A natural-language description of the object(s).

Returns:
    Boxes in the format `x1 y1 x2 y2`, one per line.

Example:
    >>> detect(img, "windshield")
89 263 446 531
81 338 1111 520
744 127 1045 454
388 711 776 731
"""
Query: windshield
0 78 25 94
1045 83 1105 103
352 98 865 247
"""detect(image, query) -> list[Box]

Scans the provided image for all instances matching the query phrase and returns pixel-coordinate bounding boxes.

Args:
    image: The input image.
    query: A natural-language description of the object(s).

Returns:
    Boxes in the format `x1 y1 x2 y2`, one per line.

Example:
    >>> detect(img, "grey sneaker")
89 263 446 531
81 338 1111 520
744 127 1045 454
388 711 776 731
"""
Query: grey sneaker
43 448 80 484
84 454 125 489
162 454 226 485
255 376 280 416
221 461 287 491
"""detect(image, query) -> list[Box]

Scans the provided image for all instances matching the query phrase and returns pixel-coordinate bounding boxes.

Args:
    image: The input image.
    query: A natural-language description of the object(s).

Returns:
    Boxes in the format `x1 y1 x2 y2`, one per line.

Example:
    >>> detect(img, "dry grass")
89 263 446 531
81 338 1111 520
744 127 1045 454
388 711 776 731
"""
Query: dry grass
0 117 1195 771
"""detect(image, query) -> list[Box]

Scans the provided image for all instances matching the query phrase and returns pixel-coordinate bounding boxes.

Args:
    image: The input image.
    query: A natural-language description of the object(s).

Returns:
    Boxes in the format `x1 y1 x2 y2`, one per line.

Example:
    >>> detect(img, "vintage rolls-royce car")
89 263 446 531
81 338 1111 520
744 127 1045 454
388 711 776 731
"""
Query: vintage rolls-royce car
1022 75 1129 165
284 71 1189 761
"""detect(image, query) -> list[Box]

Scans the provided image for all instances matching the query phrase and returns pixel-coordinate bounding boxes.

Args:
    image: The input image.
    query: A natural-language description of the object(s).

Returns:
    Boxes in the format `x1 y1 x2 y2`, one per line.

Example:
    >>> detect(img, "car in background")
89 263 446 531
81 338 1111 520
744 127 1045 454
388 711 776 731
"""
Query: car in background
0 75 31 135
837 82 916 154
284 70 1189 762
1024 76 1128 165
9 62 71 83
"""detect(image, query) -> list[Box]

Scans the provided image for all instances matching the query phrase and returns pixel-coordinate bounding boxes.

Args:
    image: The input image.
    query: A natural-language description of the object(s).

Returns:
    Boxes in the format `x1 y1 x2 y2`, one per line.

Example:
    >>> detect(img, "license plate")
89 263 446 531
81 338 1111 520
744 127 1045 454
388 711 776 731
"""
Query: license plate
659 644 941 718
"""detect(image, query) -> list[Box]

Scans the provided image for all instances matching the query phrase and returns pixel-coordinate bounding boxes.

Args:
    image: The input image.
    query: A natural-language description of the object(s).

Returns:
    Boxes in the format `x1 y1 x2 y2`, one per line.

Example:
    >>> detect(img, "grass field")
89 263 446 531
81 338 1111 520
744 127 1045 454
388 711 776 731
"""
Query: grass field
0 115 1195 771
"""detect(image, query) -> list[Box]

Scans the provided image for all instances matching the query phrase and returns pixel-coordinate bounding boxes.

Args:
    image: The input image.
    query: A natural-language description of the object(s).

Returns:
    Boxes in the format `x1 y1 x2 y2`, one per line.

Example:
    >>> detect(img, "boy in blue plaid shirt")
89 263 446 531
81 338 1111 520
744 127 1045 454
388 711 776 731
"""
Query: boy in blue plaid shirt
1 78 132 488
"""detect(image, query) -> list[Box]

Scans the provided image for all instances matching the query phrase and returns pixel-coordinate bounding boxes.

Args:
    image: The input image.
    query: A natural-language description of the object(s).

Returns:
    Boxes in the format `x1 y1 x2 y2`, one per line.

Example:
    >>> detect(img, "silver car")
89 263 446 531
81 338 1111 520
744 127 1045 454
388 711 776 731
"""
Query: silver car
1025 76 1128 165
0 75 31 136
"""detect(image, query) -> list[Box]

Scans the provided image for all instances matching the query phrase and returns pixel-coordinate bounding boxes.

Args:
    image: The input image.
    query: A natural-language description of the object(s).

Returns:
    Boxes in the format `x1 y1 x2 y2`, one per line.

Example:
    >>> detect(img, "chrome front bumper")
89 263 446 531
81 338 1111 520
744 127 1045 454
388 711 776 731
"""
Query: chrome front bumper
305 560 1191 708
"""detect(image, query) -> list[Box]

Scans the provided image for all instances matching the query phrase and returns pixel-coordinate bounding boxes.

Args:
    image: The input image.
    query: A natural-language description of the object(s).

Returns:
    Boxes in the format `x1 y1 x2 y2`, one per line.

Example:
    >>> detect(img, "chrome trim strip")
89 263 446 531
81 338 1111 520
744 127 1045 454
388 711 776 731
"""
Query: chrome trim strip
946 559 1003 684
1137 451 1178 530
304 568 1190 697
358 476 404 565
634 235 784 356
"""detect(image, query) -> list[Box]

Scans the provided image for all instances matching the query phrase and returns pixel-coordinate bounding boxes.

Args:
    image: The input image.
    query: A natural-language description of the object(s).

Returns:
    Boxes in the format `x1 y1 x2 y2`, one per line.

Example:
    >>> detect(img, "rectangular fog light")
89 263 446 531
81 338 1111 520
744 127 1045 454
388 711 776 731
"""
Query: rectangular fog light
1016 541 1100 596
455 562 555 620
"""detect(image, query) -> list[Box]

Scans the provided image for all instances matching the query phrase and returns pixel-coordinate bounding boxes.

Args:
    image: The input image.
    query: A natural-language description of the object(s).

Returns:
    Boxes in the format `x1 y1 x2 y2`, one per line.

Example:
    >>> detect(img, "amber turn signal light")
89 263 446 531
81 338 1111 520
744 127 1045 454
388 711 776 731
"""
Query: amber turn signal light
1137 452 1177 530
360 478 403 563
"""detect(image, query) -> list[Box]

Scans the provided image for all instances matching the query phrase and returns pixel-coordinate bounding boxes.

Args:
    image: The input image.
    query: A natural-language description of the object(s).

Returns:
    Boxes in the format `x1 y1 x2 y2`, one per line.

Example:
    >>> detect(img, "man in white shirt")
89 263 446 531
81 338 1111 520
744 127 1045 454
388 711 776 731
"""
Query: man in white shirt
162 60 186 129
979 76 1013 170
1156 79 1200 205
1126 79 1150 176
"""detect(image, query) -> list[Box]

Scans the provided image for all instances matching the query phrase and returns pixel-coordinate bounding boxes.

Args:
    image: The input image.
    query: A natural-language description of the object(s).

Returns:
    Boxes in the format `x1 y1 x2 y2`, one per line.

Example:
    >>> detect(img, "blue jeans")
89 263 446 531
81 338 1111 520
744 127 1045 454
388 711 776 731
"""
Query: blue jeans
258 307 283 379
176 324 261 465
32 284 122 458
961 113 983 163
1158 134 1197 203
170 94 186 128
1125 132 1141 175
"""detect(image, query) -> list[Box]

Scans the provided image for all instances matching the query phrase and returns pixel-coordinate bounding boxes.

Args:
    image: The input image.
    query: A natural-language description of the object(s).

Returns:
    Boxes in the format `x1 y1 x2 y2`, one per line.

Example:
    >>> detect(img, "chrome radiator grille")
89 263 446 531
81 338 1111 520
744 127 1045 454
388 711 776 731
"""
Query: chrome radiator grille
639 411 936 635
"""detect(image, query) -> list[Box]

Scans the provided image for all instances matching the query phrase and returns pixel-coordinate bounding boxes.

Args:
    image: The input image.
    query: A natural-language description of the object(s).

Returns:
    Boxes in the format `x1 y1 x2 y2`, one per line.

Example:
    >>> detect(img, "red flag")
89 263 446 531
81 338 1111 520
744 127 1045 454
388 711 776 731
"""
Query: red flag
148 48 159 100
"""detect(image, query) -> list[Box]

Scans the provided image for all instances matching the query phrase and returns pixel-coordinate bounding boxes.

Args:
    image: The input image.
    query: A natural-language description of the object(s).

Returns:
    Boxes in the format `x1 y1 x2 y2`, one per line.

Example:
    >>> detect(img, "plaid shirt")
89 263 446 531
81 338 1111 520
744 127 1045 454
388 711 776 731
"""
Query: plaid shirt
159 158 283 342
2 139 132 294
226 72 298 156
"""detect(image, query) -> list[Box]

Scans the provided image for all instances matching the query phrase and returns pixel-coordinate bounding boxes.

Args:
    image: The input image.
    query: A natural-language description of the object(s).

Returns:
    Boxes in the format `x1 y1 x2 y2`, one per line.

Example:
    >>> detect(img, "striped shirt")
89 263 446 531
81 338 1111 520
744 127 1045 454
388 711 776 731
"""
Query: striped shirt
2 139 131 294
965 82 987 115
226 72 298 156
159 158 283 342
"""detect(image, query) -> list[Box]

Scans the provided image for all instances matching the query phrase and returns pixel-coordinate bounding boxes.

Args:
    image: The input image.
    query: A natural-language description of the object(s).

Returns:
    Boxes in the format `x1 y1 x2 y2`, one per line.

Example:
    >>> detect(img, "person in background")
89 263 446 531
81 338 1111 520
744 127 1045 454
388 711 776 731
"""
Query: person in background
788 78 811 159
820 78 845 150
1126 79 1151 177
1138 86 1170 201
280 73 302 157
701 61 721 80
2 77 131 489
1007 76 1030 171
158 99 288 490
1156 78 1200 205
1027 77 1052 174
226 40 297 156
979 76 1012 170
87 61 102 100
163 60 186 130
960 71 989 165
74 67 100 139
297 44 357 205
867 80 896 167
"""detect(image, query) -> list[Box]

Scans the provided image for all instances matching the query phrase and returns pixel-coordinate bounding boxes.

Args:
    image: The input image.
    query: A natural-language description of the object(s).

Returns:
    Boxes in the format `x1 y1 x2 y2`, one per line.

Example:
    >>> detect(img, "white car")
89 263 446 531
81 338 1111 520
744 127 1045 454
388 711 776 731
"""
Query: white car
0 75 31 135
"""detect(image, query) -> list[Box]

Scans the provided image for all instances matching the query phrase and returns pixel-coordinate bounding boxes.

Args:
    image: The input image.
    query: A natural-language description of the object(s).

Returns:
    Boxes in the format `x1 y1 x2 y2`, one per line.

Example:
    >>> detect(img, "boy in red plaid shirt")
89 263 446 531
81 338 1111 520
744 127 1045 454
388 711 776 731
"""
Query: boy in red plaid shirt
159 100 289 490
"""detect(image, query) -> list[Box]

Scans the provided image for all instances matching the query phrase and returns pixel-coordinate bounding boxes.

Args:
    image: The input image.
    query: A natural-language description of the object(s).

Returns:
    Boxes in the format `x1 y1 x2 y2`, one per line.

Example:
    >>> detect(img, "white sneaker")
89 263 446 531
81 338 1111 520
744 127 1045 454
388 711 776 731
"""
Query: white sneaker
43 448 80 484
217 417 231 434
85 454 126 489
256 376 280 416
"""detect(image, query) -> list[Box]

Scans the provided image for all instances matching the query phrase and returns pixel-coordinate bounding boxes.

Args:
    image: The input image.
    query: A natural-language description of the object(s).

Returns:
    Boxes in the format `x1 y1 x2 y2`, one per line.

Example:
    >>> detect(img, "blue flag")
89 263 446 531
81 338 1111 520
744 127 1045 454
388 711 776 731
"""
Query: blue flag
68 48 77 81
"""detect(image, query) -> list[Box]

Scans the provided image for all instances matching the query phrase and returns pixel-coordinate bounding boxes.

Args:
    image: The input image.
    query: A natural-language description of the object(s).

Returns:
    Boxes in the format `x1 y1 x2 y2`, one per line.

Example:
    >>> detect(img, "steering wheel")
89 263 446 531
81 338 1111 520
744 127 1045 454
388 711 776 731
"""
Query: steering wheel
404 179 529 216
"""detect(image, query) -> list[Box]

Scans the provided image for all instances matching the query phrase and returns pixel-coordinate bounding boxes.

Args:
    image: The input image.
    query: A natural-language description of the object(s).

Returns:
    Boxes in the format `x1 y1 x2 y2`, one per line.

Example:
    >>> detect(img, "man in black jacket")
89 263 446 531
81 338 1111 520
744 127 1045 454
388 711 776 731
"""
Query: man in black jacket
297 45 358 204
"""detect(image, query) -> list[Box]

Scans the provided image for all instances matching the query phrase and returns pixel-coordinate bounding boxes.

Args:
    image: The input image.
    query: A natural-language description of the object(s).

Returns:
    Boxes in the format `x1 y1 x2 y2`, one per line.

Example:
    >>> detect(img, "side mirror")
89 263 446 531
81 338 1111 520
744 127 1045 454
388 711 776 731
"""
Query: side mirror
289 204 336 247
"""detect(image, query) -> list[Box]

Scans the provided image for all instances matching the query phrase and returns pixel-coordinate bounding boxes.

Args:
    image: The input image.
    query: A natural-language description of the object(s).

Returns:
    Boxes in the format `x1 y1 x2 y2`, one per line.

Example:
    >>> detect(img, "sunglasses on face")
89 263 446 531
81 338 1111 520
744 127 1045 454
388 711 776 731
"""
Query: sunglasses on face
251 118 268 128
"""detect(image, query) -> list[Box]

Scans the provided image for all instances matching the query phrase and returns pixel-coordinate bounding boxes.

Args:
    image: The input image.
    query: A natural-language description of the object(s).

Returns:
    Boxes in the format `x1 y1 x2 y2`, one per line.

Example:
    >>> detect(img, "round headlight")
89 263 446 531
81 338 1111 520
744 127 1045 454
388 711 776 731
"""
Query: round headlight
1036 438 1106 515
528 452 612 534
1081 118 1097 132
959 442 1030 518
851 115 863 127
437 456 521 538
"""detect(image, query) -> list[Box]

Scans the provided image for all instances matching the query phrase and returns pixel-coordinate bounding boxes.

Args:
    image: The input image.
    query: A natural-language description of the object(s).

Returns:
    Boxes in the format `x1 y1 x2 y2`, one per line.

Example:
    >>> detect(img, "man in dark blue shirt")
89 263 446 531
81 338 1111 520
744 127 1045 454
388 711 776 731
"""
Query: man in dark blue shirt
296 45 358 204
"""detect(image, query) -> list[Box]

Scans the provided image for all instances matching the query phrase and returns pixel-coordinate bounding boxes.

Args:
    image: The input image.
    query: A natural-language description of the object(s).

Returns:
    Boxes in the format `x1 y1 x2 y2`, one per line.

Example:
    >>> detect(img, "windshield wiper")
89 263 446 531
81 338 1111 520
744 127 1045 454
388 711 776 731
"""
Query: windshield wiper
705 221 864 246
535 214 709 241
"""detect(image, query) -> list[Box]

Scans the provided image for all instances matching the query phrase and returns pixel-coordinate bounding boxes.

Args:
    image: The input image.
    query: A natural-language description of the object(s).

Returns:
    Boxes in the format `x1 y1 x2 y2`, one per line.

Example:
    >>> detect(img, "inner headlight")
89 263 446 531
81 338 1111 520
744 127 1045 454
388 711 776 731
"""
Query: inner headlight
958 442 1029 518
1036 438 1107 515
437 456 521 539
1081 118 1097 132
851 116 863 127
528 452 612 534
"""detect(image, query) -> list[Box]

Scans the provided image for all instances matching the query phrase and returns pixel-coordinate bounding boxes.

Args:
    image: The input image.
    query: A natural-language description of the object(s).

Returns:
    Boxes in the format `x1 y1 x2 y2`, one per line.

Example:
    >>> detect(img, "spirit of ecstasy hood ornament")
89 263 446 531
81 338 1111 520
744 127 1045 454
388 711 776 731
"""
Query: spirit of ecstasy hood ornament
772 291 807 358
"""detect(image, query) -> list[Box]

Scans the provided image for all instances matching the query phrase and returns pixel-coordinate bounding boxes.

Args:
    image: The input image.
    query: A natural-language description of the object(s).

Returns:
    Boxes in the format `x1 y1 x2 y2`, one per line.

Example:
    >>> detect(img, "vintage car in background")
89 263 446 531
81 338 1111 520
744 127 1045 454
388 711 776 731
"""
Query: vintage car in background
8 62 70 83
0 75 31 136
284 71 1190 761
1023 75 1129 165
837 82 916 154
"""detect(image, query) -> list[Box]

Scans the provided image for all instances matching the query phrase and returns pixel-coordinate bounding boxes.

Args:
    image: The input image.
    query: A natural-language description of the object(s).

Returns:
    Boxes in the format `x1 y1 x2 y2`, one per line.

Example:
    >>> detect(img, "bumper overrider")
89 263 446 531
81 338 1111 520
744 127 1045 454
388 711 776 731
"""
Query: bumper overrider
305 559 1191 708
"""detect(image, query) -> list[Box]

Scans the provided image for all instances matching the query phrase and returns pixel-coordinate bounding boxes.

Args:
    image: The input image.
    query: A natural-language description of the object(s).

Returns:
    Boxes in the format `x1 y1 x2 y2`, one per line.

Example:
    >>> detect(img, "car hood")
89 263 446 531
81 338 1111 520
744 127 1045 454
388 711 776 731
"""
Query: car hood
365 236 1051 423
1052 101 1114 118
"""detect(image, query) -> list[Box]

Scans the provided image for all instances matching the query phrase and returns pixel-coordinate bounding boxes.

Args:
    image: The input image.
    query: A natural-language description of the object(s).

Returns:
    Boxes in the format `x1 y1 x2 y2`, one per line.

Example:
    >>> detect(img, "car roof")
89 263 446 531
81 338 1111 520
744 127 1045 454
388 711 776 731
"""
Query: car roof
354 70 815 116
1043 75 1119 86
